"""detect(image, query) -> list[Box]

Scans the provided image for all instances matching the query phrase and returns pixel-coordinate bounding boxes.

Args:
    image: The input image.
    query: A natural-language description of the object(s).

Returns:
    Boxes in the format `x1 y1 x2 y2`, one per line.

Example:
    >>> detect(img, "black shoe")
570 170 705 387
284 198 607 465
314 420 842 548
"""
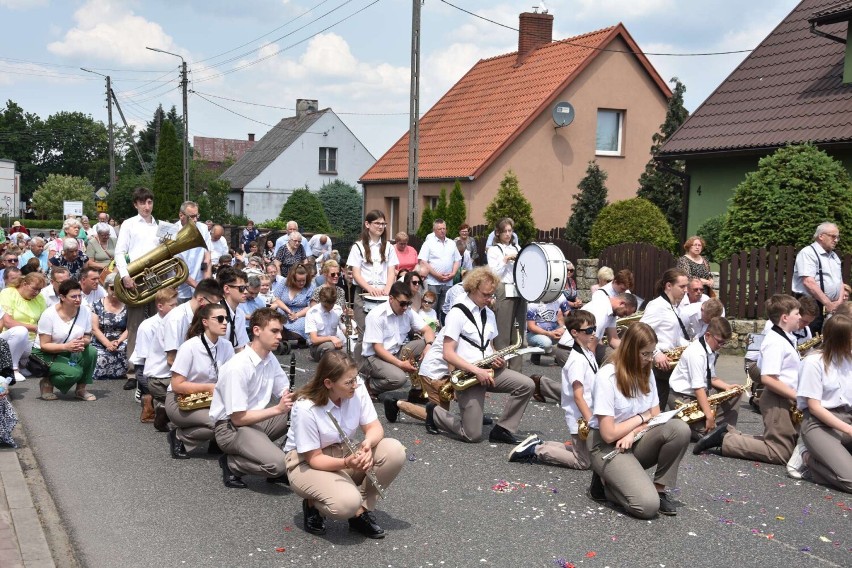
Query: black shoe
123 378 137 390
266 472 290 485
219 455 247 489
508 435 541 463
693 424 727 455
482 415 493 426
531 354 542 366
383 398 400 423
407 388 425 403
207 439 223 455
424 402 439 435
153 405 169 432
168 429 188 459
658 492 677 516
348 510 385 539
302 499 326 535
489 424 520 444
589 472 606 502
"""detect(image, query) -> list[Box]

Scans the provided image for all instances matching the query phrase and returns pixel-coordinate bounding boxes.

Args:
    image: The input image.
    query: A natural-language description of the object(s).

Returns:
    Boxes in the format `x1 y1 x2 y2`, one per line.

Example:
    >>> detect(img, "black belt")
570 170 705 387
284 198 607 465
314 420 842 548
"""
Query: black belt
556 344 571 350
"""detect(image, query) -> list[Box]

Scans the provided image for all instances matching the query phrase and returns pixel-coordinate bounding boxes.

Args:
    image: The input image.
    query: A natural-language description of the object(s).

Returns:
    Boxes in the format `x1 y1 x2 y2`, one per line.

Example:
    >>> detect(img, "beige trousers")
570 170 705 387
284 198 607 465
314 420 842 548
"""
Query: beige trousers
361 338 426 394
214 414 289 478
165 392 214 452
493 283 527 371
722 389 798 464
801 409 852 493
536 435 591 470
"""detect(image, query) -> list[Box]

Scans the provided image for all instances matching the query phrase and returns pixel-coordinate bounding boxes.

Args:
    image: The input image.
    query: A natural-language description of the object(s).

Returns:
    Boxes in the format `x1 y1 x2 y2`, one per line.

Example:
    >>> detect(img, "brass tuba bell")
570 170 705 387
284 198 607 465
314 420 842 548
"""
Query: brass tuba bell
113 221 206 306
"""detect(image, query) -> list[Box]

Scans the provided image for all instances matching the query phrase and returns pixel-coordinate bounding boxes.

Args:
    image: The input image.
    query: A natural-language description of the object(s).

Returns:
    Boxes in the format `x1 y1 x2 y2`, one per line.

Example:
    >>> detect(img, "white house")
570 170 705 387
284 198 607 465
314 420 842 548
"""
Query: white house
220 99 375 223
0 159 20 219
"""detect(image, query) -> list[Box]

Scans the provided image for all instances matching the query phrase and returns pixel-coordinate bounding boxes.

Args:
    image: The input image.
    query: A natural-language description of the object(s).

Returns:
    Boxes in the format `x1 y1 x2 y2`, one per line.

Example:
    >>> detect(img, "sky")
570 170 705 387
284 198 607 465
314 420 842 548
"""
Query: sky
1 0 802 162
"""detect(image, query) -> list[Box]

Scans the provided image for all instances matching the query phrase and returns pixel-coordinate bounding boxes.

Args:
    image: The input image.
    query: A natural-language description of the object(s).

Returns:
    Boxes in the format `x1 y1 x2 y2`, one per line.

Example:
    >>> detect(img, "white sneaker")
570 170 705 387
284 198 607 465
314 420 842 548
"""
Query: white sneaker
786 439 808 479
13 370 26 383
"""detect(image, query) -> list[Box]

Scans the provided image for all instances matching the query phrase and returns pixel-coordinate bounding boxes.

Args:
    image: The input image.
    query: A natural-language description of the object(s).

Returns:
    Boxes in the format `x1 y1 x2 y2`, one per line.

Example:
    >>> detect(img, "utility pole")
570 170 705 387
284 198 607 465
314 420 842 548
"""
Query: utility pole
110 90 149 174
146 47 189 202
407 0 422 234
81 68 116 190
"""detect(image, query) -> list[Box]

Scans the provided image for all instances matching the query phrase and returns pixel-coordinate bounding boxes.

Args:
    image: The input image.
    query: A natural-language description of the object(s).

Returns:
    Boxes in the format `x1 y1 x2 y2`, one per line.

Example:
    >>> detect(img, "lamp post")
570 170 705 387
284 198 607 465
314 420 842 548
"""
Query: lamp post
145 46 189 202
80 68 115 192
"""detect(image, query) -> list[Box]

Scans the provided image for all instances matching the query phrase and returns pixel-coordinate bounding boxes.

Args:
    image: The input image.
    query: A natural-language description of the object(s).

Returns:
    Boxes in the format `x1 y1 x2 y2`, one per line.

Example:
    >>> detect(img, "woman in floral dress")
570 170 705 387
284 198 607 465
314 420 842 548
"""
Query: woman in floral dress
91 274 128 380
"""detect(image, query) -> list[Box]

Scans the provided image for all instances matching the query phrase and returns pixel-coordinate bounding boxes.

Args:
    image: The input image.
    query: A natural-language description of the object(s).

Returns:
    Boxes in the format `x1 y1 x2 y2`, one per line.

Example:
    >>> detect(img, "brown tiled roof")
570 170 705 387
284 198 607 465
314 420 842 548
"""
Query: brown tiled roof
810 0 852 23
360 24 670 183
660 0 852 157
193 136 256 163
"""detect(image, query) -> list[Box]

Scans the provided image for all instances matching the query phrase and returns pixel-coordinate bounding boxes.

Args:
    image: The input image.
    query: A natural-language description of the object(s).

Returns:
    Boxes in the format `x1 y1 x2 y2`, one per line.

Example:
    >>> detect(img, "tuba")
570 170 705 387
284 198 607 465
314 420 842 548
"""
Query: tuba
114 222 206 306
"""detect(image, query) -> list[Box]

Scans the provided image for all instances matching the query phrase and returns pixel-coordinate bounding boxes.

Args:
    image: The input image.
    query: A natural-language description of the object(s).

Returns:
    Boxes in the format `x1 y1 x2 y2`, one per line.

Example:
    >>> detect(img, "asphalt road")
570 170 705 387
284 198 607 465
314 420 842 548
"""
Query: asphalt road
11 352 851 568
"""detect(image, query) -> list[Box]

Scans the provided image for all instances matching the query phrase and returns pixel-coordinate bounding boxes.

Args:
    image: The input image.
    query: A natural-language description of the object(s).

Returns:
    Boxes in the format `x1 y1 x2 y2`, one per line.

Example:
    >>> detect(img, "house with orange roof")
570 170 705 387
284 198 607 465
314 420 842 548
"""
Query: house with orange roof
360 10 672 237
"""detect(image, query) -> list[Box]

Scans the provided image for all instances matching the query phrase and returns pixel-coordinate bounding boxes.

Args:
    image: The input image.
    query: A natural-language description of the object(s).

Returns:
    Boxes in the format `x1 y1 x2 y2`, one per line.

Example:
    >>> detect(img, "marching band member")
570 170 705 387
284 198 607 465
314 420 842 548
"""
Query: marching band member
745 296 817 387
211 308 294 488
216 267 250 351
793 314 852 492
641 268 690 410
508 310 597 470
129 287 178 423
588 323 691 518
165 303 234 459
684 297 723 341
694 295 801 464
347 210 398 335
360 281 434 397
284 351 405 538
593 268 634 300
425 267 534 444
487 217 525 371
668 317 743 439
305 286 346 362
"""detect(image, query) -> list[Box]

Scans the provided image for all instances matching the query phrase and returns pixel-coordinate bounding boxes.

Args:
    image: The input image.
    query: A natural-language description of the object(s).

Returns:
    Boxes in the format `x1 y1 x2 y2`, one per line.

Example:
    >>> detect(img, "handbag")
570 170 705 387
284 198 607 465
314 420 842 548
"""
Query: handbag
30 309 80 376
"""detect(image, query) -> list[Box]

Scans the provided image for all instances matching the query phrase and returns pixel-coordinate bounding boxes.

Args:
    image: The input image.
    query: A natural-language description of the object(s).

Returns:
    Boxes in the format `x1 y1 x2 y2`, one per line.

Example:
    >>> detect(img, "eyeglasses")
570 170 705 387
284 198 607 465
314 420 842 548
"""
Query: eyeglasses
566 269 575 273
578 326 596 335
208 315 227 324
186 213 199 219
640 350 656 360
340 378 358 387
422 299 434 305
371 221 387 227
394 298 413 308
477 290 497 299
711 335 729 348
823 233 840 240
4 258 17 264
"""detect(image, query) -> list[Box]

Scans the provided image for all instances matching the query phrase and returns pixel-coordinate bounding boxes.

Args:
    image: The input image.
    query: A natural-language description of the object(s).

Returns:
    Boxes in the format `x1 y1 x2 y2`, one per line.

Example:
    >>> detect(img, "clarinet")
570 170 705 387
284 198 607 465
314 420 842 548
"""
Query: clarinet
285 353 296 429
325 411 386 499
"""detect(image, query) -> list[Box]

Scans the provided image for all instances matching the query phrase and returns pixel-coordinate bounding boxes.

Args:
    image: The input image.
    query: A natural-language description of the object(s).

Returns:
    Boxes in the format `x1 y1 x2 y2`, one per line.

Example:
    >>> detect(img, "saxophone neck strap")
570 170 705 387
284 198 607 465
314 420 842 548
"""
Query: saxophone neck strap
698 336 712 390
771 324 796 350
660 293 690 340
572 340 597 373
452 303 489 355
200 333 219 378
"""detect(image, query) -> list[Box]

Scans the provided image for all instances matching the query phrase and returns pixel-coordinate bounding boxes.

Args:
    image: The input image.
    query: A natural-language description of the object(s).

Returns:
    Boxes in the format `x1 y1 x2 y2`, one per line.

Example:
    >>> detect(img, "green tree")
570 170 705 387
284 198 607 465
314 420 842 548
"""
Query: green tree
416 204 435 240
191 158 230 222
108 172 153 222
484 170 536 244
433 187 449 224
32 174 96 219
637 78 689 237
278 188 332 234
696 214 724 263
38 111 110 186
151 120 183 221
717 144 852 258
317 180 363 240
588 197 676 255
445 180 467 237
0 100 43 201
565 160 608 252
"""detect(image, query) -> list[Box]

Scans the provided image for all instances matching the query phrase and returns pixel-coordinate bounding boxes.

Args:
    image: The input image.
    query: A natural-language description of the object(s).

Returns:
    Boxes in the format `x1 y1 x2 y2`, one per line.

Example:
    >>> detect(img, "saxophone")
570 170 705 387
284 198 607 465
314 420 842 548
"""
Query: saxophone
797 333 822 358
674 375 752 424
790 403 804 426
577 418 591 440
438 323 523 401
177 392 213 410
399 344 426 396
664 345 688 364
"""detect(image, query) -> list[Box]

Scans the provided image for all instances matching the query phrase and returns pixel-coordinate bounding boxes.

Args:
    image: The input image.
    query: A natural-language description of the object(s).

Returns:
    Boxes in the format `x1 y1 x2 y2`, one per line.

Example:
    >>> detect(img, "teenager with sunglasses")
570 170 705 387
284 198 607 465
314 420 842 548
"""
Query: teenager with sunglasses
217 267 250 352
165 303 235 459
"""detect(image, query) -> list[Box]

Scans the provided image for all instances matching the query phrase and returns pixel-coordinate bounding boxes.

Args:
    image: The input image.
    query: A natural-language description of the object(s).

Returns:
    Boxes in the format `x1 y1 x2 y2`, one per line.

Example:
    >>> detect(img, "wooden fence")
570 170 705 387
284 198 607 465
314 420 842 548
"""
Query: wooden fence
597 243 676 305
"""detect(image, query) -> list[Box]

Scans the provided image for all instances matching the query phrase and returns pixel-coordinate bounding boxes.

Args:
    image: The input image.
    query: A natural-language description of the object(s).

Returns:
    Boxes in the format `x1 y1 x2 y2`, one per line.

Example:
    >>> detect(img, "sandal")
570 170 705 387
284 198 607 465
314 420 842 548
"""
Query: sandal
41 392 58 401
40 378 57 400
75 391 97 402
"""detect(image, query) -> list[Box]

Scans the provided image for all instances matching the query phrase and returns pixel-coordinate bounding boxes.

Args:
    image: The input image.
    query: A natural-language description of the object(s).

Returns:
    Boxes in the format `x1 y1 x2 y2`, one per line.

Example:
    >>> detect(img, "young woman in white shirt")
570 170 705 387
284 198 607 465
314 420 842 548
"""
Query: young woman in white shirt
284 351 405 539
165 303 235 459
588 322 691 518
795 314 852 493
486 217 525 371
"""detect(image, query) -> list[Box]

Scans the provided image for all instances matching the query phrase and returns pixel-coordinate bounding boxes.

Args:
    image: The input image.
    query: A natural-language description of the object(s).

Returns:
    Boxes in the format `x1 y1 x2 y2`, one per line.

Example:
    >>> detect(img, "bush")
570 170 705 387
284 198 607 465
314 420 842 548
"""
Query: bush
484 170 536 244
589 197 677 255
317 180 362 241
717 144 852 258
12 219 63 229
565 160 607 252
696 214 724 263
108 172 153 222
445 180 467 237
277 188 332 234
416 205 435 240
31 174 96 219
259 219 286 230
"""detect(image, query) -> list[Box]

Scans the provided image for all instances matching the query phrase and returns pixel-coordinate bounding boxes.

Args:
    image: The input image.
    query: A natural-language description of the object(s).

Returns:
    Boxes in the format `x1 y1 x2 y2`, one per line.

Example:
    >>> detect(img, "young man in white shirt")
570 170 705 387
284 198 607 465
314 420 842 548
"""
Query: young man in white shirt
211 308 294 488
695 295 802 463
162 279 224 367
216 267 249 351
131 287 179 424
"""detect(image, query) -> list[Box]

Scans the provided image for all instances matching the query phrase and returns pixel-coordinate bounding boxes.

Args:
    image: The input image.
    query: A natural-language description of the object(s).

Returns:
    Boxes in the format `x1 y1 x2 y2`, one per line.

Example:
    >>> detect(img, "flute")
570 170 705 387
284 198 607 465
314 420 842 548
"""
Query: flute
325 411 386 499
602 429 649 461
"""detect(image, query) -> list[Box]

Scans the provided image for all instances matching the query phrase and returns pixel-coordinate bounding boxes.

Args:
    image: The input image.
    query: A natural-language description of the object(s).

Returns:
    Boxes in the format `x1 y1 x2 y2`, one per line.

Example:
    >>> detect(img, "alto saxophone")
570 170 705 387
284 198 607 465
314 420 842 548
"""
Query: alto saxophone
790 402 804 426
674 375 752 424
577 418 591 440
399 344 426 397
664 345 688 364
797 333 822 358
177 392 214 410
438 323 523 401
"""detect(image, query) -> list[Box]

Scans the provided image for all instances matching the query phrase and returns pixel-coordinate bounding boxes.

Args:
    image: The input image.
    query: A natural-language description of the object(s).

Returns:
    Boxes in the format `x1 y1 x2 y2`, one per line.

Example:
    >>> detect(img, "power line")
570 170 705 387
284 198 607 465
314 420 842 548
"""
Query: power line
192 91 327 134
439 0 755 57
191 91 410 116
0 55 170 73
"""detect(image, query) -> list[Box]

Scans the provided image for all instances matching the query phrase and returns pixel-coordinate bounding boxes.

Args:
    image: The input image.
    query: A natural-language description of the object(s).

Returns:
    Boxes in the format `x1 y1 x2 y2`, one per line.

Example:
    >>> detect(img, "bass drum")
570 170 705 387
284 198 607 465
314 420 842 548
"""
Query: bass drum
513 242 567 303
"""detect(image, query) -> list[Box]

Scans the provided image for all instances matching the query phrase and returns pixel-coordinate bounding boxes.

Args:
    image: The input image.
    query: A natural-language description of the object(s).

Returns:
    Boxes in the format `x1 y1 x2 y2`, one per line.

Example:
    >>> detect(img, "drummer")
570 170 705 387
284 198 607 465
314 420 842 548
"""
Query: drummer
487 218 525 371
346 210 398 335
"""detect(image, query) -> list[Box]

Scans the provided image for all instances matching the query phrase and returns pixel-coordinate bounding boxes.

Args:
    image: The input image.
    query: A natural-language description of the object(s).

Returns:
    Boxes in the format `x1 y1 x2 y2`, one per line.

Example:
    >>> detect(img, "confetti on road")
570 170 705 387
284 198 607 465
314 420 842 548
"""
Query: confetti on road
275 548 286 553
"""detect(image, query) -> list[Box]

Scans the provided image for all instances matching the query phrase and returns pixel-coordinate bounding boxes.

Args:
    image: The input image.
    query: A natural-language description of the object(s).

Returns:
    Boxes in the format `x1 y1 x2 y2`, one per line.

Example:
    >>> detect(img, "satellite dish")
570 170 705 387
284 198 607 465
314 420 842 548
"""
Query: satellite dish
552 102 575 128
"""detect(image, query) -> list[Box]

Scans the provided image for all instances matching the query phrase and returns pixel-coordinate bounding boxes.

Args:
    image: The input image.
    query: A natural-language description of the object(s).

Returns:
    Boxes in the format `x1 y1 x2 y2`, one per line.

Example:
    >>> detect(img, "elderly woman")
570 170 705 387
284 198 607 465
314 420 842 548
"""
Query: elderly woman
275 230 307 278
79 216 91 242
562 260 583 311
51 218 85 257
85 223 116 271
454 223 479 264
0 339 18 447
34 279 97 401
49 238 89 281
0 272 48 383
272 264 315 344
676 236 714 296
91 273 128 381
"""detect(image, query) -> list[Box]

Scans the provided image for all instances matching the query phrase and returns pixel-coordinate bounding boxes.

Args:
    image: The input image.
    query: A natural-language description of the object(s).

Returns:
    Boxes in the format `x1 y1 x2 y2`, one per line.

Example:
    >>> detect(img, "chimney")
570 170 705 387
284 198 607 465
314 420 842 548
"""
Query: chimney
296 99 319 120
248 133 255 142
517 11 553 65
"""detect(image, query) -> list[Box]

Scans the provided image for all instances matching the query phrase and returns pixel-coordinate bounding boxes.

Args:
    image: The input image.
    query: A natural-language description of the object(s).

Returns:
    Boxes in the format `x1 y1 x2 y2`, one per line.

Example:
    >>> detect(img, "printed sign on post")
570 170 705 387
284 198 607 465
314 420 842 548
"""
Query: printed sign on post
63 201 84 217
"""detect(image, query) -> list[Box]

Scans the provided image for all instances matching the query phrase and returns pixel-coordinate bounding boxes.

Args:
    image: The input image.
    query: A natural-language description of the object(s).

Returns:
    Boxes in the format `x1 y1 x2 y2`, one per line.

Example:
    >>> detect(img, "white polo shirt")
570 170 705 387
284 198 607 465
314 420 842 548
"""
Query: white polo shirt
418 235 461 286
562 292 612 346
209 346 290 422
82 285 107 309
418 328 449 381
222 301 249 350
114 214 160 279
561 345 597 435
361 301 426 358
177 221 213 299
132 313 170 378
162 301 195 353
760 326 800 390
283 377 377 453
792 242 842 301
590 363 659 429
486 243 520 285
669 338 716 396
304 303 344 344
797 353 852 411
168 335 235 391
346 240 398 288
641 295 690 351
443 295 497 361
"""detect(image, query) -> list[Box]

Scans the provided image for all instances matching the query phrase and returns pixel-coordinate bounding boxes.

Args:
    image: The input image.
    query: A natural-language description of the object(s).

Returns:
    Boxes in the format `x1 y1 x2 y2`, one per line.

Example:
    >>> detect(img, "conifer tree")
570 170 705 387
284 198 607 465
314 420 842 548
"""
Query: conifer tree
416 204 435 240
484 170 535 244
565 161 608 252
278 187 333 234
433 187 448 223
445 180 467 237
151 120 183 220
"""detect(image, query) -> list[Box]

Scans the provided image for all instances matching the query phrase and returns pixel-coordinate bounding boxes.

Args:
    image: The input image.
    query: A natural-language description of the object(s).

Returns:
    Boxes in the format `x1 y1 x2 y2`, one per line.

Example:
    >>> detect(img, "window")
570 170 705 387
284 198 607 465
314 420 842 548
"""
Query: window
596 110 623 155
319 147 337 173
385 197 400 236
425 196 438 210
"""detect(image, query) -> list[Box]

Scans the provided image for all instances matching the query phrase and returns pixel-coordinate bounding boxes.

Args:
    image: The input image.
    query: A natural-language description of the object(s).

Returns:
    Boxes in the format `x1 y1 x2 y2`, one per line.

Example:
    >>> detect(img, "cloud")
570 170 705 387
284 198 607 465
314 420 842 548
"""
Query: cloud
0 0 48 9
0 61 89 87
47 0 188 66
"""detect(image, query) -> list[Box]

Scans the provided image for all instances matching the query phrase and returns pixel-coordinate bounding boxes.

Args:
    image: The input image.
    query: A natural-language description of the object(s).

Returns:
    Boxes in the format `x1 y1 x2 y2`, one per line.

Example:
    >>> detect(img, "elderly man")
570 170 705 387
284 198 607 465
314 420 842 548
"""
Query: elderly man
307 233 333 264
792 222 843 333
94 212 118 239
417 218 460 323
20 237 48 272
210 224 229 265
273 220 309 257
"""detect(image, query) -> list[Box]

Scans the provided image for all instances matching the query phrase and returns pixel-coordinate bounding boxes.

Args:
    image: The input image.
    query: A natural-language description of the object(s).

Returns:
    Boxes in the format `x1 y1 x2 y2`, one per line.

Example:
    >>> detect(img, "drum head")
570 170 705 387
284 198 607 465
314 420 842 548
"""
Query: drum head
514 243 566 303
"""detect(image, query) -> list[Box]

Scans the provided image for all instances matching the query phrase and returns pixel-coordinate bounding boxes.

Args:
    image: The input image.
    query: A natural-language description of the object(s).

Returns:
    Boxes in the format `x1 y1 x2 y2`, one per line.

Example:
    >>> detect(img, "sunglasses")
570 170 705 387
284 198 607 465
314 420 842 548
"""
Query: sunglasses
411 280 421 285
232 285 248 292
422 299 434 305
328 272 340 278
566 269 575 273
578 326 596 335
394 298 413 308
209 315 227 324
